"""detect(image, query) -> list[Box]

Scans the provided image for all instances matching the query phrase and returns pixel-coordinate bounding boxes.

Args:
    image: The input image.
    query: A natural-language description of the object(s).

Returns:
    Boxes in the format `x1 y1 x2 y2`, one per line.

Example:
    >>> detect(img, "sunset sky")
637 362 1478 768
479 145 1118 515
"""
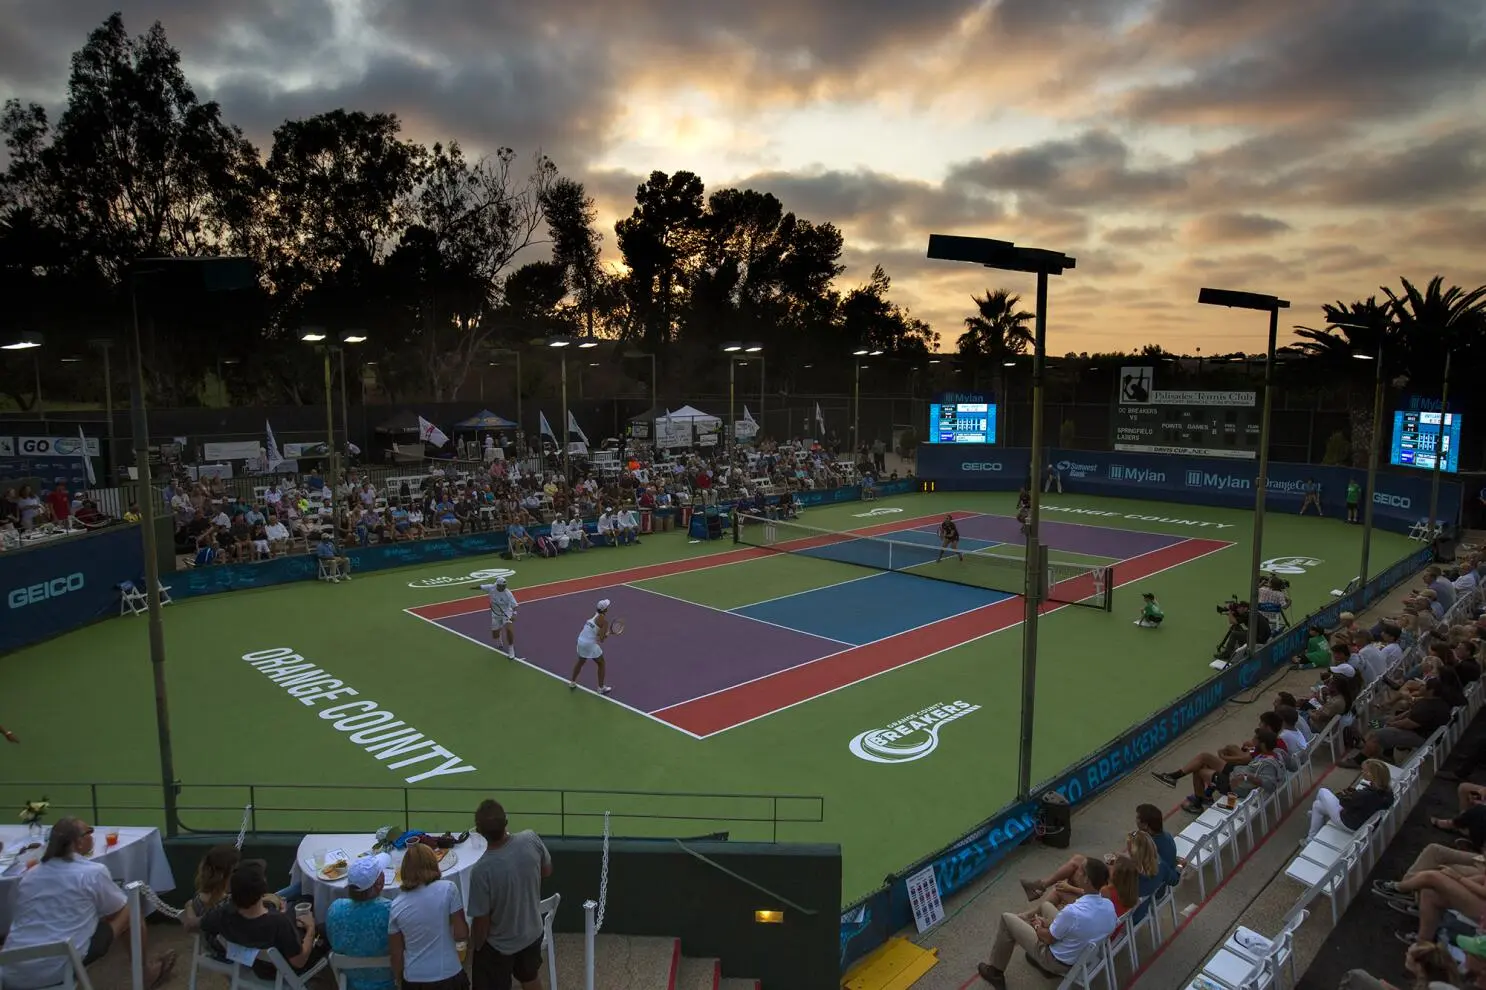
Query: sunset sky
3 0 1484 355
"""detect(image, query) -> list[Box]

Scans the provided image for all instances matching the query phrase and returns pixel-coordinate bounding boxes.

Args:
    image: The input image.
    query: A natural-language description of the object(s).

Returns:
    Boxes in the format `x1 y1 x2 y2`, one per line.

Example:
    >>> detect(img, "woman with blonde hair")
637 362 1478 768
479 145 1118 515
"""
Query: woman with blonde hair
389 844 470 990
1304 759 1394 842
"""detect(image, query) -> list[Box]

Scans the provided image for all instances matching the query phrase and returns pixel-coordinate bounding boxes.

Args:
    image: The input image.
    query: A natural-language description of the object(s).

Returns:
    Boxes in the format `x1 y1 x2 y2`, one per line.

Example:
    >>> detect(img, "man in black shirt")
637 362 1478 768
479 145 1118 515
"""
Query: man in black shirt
1345 677 1453 767
200 861 319 981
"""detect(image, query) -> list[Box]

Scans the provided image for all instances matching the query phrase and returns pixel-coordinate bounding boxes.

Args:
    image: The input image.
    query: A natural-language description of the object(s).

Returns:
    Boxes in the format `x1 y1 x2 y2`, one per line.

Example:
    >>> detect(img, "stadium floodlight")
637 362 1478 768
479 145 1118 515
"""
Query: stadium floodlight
299 329 328 342
927 233 1076 801
1198 287 1291 661
723 343 766 459
1 331 42 350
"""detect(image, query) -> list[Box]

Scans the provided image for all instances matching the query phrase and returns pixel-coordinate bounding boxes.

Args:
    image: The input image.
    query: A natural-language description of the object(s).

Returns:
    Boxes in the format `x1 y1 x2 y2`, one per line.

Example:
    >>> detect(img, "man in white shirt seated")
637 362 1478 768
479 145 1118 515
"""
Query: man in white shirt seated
595 508 615 546
264 515 292 555
616 505 640 545
0 818 177 989
1349 629 1389 683
977 855 1115 987
211 507 232 529
569 511 592 550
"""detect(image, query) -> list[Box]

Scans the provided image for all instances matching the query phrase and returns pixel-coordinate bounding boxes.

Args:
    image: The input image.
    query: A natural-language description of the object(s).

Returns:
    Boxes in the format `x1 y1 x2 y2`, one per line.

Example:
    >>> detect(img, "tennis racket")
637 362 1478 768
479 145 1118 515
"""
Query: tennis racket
609 618 626 635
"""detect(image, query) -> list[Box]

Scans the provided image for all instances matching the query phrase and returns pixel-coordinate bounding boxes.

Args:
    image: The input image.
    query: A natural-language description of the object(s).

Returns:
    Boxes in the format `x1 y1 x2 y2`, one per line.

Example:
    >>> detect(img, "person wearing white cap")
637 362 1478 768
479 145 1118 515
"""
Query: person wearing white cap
325 854 394 990
471 575 521 660
570 599 614 694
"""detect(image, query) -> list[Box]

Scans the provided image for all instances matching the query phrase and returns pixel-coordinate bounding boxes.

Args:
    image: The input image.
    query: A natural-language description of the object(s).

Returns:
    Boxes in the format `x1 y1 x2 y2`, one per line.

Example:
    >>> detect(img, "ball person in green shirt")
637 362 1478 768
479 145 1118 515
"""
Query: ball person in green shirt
1135 592 1164 628
1346 479 1362 523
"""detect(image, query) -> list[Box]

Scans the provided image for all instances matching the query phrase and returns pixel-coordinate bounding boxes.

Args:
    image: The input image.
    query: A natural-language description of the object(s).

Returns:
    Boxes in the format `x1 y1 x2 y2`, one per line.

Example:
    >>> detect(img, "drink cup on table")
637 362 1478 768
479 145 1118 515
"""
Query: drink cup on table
105 830 119 848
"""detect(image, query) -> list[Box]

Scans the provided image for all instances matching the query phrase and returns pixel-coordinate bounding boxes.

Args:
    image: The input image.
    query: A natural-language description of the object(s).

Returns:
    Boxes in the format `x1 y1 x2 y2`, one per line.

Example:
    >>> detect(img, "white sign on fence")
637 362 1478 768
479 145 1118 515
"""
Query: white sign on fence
203 441 266 461
11 435 101 457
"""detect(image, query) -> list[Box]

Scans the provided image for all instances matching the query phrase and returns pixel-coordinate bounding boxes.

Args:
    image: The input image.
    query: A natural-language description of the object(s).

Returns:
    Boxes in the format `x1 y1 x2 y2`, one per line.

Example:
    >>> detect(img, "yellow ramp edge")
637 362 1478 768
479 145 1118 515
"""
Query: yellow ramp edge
842 937 939 990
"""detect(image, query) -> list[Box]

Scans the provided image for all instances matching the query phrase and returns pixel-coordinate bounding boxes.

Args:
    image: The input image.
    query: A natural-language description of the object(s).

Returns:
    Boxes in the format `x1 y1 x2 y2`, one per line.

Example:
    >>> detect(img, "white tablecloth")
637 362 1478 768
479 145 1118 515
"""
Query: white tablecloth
0 825 176 935
290 832 487 922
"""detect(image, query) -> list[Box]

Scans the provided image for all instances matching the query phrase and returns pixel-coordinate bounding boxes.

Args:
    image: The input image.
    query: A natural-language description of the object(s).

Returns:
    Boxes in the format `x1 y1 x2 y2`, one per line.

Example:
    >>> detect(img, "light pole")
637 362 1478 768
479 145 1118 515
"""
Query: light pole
928 235 1076 801
1199 288 1291 660
89 340 116 481
1 333 44 423
301 329 366 500
624 348 658 442
340 331 366 469
215 357 239 407
1429 350 1452 537
850 348 884 455
722 343 763 461
1313 319 1388 585
545 336 598 479
491 347 524 446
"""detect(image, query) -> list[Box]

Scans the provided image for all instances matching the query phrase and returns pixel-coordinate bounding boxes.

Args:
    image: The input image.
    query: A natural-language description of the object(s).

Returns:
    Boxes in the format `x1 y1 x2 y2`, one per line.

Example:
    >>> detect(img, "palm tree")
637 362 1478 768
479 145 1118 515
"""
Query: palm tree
1291 296 1395 371
1381 277 1486 386
957 289 1034 393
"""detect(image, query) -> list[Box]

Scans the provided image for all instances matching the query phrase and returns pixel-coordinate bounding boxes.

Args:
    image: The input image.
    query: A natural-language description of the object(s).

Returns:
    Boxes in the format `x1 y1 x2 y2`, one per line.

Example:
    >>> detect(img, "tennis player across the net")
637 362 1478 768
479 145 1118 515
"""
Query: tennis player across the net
734 512 1114 611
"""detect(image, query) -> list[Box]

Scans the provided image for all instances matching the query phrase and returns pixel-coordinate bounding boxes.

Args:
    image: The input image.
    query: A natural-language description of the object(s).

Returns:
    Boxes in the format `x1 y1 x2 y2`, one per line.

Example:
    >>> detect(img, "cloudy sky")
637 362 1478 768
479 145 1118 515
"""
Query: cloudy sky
3 0 1484 354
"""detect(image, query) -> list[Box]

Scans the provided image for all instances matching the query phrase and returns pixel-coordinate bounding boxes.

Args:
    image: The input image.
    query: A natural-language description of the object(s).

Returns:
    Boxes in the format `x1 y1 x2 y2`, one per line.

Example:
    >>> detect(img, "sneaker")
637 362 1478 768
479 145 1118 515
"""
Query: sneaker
1385 899 1420 918
1181 797 1207 813
1394 931 1417 946
600 685 613 695
342 574 351 581
976 963 1007 989
568 681 577 691
1152 771 1181 788
1019 879 1044 901
1372 880 1406 898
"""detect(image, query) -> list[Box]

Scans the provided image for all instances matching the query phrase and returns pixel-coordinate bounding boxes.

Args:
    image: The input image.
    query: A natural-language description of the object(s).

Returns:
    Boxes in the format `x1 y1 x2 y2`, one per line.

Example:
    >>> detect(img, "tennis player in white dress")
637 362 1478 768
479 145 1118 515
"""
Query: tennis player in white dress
569 599 615 694
471 575 521 659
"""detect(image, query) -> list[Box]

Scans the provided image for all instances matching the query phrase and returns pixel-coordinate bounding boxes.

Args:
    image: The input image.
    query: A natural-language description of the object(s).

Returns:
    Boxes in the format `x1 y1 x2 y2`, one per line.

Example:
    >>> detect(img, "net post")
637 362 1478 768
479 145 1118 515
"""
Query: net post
733 512 741 543
1103 566 1115 612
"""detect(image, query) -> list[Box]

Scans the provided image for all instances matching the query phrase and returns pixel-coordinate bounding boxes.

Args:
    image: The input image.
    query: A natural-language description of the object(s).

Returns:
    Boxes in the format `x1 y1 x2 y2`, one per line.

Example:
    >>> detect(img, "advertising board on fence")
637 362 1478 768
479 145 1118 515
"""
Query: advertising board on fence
0 525 144 653
915 445 1462 533
838 541 1435 968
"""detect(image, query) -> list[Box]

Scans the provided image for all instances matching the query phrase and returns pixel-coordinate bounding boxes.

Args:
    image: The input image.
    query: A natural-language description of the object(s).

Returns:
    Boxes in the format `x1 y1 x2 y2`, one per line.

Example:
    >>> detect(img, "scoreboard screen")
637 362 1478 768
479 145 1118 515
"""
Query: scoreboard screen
1390 410 1461 473
929 402 997 444
1109 364 1258 459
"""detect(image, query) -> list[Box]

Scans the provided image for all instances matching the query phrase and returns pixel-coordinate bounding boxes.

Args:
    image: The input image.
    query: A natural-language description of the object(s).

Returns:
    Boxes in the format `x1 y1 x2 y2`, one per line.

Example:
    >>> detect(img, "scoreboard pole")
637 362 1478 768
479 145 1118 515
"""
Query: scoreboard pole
1359 338 1384 586
1428 350 1451 537
1017 270 1049 801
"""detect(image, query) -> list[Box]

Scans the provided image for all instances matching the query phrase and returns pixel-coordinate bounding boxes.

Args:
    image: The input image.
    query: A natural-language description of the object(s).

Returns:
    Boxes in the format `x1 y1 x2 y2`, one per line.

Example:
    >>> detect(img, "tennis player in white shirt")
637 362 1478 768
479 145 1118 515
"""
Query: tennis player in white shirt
570 599 614 694
470 575 521 659
616 506 639 545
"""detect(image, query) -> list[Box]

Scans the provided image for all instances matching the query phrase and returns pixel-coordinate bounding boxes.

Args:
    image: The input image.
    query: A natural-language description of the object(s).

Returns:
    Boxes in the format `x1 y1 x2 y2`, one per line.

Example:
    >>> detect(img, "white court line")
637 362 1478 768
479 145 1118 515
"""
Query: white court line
625 585 857 648
725 571 886 611
401 608 706 740
658 536 1238 738
414 507 961 619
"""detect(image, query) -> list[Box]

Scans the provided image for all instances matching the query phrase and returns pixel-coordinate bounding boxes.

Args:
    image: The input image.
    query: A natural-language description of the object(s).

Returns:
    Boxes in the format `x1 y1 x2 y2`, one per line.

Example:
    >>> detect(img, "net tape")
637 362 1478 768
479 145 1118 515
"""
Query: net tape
735 513 1111 609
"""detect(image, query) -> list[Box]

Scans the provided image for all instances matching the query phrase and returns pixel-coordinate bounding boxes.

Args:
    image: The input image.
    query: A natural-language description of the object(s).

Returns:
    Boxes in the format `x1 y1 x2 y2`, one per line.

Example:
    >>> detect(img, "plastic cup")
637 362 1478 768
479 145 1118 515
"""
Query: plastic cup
294 902 313 926
105 831 119 848
456 941 468 964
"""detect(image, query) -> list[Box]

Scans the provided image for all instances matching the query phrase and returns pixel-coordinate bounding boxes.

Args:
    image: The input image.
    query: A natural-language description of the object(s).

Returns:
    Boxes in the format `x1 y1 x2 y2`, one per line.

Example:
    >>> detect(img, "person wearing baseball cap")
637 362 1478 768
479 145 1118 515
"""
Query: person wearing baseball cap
569 599 614 695
326 854 394 990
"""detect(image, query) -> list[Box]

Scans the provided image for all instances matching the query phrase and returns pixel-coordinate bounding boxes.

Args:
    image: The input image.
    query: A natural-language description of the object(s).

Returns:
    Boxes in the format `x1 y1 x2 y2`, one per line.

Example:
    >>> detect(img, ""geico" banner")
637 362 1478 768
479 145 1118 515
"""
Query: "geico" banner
915 445 1462 534
0 524 143 653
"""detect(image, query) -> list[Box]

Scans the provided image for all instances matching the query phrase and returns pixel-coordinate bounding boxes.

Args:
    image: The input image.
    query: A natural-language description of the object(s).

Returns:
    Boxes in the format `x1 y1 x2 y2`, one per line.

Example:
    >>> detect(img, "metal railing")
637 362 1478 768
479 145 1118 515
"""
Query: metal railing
0 781 825 844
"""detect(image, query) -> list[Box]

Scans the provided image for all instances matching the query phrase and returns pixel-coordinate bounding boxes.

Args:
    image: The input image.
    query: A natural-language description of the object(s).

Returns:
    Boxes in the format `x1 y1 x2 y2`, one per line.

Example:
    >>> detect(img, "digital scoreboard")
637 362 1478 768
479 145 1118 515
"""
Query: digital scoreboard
1109 365 1258 459
928 393 997 444
1390 409 1461 473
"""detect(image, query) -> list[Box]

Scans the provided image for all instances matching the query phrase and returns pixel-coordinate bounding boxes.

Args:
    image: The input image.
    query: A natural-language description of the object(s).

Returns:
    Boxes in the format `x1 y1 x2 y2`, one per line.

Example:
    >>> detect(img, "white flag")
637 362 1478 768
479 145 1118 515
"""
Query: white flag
814 402 826 435
567 410 590 445
77 425 96 485
742 405 758 424
539 412 556 440
417 415 450 448
265 420 285 471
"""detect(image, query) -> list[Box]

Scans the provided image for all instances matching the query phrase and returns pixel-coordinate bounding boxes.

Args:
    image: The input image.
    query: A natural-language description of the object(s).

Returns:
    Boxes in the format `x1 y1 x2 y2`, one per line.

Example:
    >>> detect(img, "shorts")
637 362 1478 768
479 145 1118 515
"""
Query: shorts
472 938 543 989
1145 614 1164 625
491 619 510 632
405 972 470 990
576 643 603 660
82 918 114 965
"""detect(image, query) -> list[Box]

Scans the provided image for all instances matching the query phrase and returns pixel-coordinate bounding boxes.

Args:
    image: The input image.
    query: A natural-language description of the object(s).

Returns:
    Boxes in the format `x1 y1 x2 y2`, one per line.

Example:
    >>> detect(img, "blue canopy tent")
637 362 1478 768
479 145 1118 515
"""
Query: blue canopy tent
453 409 519 432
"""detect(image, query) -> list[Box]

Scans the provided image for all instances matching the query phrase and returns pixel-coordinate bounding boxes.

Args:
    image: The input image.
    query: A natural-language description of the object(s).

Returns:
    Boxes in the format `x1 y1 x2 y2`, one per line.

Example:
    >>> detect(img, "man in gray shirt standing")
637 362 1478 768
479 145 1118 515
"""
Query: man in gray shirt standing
468 799 553 990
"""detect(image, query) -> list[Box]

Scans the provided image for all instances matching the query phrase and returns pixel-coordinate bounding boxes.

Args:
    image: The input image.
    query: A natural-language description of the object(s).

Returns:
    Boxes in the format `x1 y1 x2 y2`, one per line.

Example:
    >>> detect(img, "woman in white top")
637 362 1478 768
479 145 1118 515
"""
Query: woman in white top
471 575 520 659
389 844 469 990
569 599 613 695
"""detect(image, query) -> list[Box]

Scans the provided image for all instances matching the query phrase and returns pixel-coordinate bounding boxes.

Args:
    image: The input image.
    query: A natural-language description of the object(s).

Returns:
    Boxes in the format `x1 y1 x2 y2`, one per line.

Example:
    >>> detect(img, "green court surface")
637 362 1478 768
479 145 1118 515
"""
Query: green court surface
0 492 1415 902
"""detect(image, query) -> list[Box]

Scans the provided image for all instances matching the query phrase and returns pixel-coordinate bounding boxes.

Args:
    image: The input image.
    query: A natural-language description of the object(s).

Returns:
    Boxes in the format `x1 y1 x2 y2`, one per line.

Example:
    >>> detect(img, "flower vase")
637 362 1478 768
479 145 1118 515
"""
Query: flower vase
26 820 42 840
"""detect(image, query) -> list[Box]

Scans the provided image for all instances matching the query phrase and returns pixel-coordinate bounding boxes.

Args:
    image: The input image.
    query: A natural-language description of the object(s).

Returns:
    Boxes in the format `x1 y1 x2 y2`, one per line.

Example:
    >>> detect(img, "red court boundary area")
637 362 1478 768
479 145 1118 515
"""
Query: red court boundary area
407 511 957 621
655 536 1233 737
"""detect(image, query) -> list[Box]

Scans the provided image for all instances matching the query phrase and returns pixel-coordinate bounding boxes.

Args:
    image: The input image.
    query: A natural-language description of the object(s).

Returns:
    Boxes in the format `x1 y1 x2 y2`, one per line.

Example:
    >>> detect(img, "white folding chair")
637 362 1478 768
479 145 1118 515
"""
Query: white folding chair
329 953 392 990
1173 826 1223 901
0 940 95 990
119 581 148 616
540 892 561 990
1056 940 1114 990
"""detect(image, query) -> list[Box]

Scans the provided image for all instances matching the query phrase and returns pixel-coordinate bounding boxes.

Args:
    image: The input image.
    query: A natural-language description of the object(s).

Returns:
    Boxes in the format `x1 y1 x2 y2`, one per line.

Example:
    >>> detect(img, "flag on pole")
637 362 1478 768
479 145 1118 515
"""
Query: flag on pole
417 415 450 448
814 402 826 435
742 405 758 425
567 410 590 445
265 420 285 471
76 425 96 485
539 411 557 441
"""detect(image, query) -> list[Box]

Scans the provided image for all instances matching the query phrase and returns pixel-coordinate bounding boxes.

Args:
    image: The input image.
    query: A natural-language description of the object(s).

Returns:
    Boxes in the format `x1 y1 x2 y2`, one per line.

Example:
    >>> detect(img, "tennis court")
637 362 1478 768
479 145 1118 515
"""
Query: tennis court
408 510 1232 737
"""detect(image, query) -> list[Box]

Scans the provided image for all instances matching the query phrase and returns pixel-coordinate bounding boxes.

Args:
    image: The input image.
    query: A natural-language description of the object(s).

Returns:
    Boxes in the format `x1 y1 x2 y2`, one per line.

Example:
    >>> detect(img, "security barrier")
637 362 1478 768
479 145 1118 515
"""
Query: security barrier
0 525 144 653
915 445 1462 534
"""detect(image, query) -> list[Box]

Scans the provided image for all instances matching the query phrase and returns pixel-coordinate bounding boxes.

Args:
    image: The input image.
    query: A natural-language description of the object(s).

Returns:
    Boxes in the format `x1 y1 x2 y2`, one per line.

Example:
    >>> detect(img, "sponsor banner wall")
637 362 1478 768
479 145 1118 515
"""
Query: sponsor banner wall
838 542 1433 970
1 525 144 653
915 445 1462 534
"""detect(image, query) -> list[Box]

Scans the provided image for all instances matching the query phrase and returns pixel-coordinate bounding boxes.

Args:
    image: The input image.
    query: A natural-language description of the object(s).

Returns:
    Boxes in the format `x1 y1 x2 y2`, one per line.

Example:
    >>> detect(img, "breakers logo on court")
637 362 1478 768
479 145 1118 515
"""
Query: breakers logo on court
8 573 85 609
852 507 904 518
408 567 515 589
1262 556 1323 575
1107 465 1166 484
1056 460 1097 479
961 462 1003 473
849 701 980 764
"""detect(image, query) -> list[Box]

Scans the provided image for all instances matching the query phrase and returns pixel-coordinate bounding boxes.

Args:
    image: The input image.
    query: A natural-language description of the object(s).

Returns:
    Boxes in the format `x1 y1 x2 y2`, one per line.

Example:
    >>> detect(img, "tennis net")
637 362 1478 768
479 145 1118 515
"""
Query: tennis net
733 513 1113 611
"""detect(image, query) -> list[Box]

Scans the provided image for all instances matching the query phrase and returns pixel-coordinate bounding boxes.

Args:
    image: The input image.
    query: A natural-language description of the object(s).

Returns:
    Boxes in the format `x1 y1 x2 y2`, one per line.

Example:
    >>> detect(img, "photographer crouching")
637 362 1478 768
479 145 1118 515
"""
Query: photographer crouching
1215 596 1272 663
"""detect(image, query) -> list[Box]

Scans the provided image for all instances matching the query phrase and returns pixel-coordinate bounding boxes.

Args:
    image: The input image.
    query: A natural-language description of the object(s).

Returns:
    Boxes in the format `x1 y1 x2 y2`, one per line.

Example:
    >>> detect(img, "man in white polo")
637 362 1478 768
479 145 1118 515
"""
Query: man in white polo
595 507 616 546
977 855 1115 987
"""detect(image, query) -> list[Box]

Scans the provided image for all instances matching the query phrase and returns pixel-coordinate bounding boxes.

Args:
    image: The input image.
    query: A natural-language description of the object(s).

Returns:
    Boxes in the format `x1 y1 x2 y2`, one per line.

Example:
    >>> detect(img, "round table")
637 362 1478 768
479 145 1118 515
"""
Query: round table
0 825 176 936
290 832 487 922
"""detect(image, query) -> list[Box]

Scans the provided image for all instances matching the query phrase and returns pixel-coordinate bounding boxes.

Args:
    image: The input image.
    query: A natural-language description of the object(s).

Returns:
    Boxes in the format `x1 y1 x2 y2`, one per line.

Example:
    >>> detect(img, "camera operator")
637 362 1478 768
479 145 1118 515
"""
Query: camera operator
1215 598 1271 661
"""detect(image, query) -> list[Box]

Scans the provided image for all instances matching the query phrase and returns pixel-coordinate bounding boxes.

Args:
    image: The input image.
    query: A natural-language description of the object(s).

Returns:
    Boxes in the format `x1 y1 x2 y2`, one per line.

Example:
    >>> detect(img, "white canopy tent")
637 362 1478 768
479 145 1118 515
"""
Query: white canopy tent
656 405 722 448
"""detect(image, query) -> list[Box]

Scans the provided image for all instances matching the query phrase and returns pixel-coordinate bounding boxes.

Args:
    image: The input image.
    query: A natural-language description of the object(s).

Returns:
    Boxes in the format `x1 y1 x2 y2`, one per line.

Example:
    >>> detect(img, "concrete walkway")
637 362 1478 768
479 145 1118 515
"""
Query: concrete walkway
895 561 1433 990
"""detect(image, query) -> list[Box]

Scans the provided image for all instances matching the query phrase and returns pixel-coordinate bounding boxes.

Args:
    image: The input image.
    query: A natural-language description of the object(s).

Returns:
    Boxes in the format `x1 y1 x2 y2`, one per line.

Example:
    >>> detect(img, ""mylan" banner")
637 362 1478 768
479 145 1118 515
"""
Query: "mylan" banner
914 445 1462 534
